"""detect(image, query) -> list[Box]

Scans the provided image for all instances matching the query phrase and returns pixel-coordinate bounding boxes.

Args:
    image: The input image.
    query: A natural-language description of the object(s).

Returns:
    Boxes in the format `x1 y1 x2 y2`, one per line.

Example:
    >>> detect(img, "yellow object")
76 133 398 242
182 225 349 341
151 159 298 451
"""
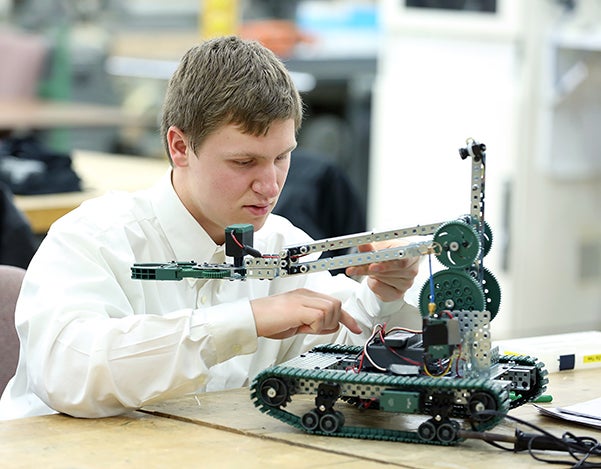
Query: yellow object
495 331 601 373
583 354 601 364
201 0 239 39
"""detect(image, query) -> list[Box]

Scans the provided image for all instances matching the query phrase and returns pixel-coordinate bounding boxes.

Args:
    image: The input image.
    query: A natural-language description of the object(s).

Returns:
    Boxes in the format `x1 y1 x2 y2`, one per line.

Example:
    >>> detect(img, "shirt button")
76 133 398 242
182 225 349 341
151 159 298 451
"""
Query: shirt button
232 344 242 354
199 295 207 305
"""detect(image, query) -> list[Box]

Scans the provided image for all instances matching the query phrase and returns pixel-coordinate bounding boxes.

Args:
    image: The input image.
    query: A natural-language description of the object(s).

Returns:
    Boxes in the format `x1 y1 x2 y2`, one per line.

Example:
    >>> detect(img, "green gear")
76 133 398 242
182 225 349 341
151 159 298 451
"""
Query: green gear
433 221 480 269
481 221 493 258
481 267 501 320
196 269 231 279
464 266 502 320
419 269 486 317
482 268 501 320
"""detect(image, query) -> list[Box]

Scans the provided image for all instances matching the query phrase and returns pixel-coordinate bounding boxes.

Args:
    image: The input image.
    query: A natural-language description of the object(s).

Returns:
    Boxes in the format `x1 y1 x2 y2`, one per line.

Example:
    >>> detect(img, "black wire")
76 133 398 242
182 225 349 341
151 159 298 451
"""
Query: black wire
229 231 263 258
474 410 601 468
242 245 262 258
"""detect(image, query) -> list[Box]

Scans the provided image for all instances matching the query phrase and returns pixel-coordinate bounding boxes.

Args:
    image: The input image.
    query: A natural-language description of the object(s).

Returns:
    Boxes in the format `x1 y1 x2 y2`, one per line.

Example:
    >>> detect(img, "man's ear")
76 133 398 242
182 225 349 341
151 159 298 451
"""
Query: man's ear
167 126 191 167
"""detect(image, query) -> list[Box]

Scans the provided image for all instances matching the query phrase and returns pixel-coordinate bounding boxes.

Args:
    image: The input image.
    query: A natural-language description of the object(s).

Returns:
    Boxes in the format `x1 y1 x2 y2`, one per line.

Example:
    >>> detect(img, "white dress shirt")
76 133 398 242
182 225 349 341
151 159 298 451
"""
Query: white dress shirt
0 172 419 420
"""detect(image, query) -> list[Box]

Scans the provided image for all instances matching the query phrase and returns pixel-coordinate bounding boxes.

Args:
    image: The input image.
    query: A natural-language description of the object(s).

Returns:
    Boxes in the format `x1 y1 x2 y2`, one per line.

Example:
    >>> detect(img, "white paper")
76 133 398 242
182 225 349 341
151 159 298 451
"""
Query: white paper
535 397 601 430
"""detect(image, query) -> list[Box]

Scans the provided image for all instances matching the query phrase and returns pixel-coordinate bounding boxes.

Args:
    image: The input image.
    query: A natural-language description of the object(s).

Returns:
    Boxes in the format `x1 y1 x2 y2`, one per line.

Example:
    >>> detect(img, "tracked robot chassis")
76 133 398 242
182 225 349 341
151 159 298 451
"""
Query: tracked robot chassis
248 139 548 445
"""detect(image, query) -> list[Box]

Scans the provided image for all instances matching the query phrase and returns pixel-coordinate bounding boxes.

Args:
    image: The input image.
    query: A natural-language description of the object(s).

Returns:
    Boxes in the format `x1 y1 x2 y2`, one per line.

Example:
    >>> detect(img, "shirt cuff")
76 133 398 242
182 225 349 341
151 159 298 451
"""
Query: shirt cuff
356 279 410 320
189 299 258 363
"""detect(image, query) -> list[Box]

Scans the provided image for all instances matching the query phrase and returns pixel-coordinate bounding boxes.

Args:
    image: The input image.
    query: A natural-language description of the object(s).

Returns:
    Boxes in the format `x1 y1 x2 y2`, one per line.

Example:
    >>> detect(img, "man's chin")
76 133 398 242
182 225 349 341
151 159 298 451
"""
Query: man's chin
250 217 269 233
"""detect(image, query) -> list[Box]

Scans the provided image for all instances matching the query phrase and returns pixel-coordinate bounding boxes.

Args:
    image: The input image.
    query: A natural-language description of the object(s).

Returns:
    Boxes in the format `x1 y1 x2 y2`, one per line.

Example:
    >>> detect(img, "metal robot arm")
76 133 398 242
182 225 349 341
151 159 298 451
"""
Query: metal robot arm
131 138 486 286
130 223 445 282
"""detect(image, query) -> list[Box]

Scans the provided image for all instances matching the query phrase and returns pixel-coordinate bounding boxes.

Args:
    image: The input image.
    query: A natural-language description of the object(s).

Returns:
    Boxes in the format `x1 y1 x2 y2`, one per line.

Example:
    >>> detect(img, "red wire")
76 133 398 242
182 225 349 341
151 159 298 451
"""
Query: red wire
230 231 244 248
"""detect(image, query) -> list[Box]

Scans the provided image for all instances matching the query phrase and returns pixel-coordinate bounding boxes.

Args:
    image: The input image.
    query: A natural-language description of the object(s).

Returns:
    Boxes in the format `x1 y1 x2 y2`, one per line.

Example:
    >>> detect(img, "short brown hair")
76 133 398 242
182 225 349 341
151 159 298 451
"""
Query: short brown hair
160 36 303 160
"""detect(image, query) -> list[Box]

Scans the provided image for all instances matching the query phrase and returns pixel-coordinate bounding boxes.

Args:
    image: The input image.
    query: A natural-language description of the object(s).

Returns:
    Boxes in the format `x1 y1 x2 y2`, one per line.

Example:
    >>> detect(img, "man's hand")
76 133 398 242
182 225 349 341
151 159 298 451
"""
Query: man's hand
251 288 362 340
345 241 420 302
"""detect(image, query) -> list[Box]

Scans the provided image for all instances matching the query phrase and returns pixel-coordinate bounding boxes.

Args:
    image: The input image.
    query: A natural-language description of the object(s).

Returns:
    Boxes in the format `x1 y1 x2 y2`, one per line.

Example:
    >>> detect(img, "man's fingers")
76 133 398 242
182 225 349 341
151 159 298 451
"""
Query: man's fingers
297 293 361 335
366 277 404 302
252 288 362 339
300 296 360 334
346 259 417 278
296 310 360 336
356 242 375 253
339 310 362 334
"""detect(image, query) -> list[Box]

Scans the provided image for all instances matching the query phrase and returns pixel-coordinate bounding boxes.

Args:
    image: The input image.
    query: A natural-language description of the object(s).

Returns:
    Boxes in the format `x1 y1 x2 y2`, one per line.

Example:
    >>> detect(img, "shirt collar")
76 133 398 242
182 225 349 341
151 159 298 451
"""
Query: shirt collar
150 170 224 263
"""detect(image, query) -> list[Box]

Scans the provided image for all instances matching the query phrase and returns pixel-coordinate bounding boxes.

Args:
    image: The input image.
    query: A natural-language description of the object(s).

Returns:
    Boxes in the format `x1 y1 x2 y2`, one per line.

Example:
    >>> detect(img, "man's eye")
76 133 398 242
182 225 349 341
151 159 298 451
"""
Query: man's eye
234 160 252 166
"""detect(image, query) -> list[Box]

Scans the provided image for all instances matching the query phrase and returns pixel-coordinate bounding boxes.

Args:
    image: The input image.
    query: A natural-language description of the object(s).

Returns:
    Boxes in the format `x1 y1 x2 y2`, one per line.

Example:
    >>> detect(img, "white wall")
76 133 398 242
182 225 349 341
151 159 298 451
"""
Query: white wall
370 1 522 338
370 0 601 339
509 0 601 338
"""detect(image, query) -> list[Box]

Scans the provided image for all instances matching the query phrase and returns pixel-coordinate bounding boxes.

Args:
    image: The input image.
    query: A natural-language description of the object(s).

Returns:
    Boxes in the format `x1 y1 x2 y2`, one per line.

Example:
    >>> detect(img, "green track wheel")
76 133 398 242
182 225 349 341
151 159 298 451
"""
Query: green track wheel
258 377 290 407
419 269 486 317
433 221 481 269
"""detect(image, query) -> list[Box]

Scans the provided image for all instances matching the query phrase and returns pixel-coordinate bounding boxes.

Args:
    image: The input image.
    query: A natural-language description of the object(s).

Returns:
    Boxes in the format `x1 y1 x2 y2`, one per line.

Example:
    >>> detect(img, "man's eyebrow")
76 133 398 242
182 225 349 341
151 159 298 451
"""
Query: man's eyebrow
281 143 297 156
229 144 297 159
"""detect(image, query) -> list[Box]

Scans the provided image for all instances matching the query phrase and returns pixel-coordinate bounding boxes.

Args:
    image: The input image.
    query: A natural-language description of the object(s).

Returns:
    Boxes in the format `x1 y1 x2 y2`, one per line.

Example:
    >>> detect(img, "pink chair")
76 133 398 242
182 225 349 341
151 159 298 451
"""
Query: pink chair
0 265 25 393
0 28 47 99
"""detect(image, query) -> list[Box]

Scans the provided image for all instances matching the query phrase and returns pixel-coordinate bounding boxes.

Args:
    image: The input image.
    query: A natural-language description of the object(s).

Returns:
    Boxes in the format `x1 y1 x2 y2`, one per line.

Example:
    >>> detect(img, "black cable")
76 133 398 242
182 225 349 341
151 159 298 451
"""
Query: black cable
242 245 262 258
229 231 263 258
470 410 601 468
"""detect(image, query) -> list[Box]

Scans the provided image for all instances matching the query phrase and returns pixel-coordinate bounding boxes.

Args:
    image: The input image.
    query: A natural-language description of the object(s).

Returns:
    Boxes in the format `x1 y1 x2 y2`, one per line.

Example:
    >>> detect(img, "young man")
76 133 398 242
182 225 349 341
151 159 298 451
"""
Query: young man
0 36 420 420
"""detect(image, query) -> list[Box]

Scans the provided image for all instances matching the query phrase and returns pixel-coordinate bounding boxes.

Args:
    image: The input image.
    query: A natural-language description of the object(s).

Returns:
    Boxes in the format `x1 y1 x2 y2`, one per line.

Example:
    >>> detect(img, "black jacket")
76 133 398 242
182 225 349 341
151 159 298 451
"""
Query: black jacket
0 181 36 268
274 150 366 267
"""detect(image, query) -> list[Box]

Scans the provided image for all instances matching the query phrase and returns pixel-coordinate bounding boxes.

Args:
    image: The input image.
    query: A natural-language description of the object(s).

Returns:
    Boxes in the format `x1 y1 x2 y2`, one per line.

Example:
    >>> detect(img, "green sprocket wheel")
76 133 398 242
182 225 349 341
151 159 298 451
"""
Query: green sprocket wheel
465 266 501 320
481 267 501 319
419 269 486 317
481 221 493 258
433 221 481 269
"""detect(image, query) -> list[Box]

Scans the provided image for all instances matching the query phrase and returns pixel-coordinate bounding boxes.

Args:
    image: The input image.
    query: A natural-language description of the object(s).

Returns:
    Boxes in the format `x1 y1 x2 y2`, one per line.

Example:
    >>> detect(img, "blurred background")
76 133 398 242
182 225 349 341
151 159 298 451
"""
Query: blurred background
0 0 599 340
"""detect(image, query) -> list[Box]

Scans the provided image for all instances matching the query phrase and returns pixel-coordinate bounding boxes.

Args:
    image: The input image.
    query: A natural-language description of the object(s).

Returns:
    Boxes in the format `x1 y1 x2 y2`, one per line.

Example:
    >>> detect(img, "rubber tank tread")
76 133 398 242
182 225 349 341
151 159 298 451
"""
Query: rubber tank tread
250 360 511 444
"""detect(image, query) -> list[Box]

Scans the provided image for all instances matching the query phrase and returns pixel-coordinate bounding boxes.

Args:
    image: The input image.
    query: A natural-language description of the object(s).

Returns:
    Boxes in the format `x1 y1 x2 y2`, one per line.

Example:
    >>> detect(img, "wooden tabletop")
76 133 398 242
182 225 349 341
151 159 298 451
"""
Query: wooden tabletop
1 368 599 468
0 411 362 469
142 367 601 469
13 150 170 234
0 99 153 130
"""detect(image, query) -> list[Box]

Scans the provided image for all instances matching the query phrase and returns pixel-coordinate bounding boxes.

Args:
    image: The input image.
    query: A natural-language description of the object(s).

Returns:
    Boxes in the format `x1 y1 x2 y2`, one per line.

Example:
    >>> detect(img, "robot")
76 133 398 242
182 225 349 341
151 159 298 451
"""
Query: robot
131 139 548 446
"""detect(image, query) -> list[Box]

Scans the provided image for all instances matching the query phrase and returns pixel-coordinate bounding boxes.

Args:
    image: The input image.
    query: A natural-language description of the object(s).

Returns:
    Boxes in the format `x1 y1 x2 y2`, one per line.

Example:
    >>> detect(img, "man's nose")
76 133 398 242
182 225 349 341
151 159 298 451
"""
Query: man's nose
251 166 279 198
